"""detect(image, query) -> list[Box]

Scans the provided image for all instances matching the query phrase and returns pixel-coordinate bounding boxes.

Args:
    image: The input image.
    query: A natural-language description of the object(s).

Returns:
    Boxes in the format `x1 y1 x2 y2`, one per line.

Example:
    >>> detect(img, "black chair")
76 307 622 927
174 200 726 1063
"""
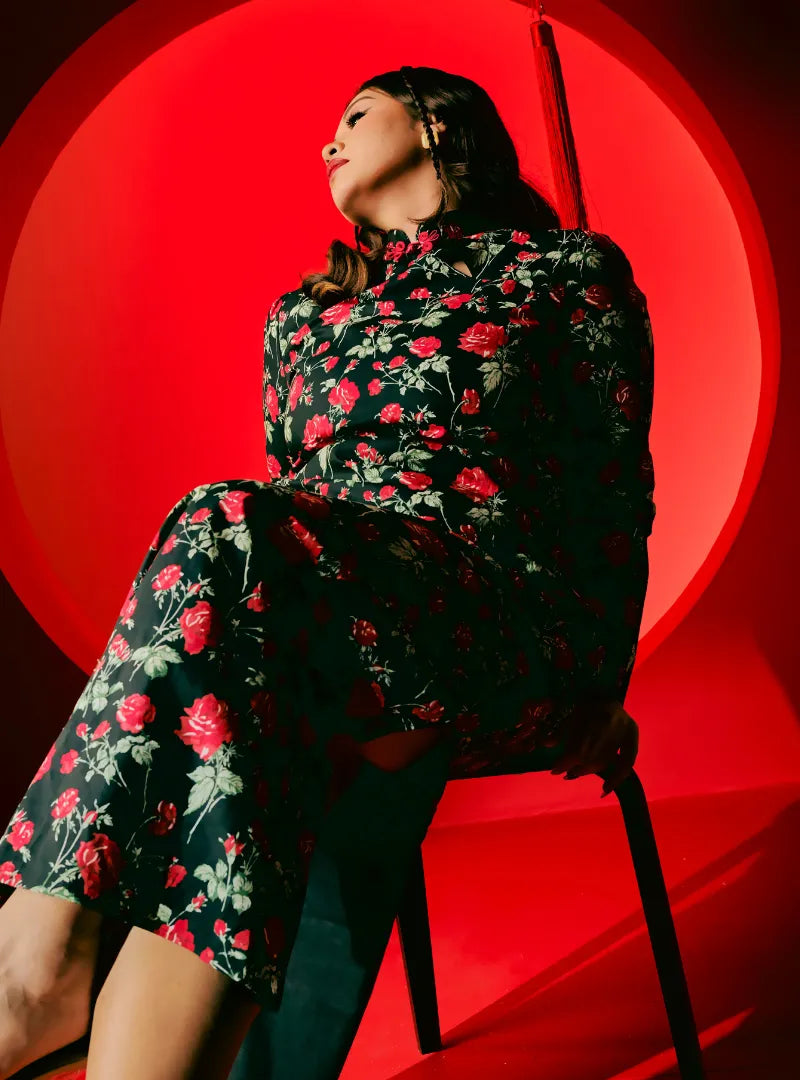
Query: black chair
395 764 706 1080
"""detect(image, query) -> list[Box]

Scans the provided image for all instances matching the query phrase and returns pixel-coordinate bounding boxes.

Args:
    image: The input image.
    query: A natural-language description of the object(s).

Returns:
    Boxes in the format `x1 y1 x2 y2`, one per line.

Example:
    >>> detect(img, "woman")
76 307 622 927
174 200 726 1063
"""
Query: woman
0 65 654 1078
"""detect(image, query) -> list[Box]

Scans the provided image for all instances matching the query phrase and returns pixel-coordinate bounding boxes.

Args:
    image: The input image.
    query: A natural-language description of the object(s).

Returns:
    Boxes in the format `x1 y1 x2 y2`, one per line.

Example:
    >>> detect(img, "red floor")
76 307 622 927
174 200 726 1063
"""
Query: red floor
27 781 799 1079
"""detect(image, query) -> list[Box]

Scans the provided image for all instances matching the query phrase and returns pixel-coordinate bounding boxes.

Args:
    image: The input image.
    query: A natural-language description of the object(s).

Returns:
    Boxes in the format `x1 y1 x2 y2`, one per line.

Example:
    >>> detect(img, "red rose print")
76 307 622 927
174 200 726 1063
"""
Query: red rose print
75 832 123 898
60 750 79 774
232 929 251 951
320 298 357 325
214 919 228 937
179 600 223 656
398 471 433 491
8 816 34 851
457 322 508 358
450 466 499 504
460 388 481 414
380 402 402 423
328 377 360 414
615 378 640 421
52 788 81 819
117 692 156 734
0 862 22 887
152 564 182 593
288 372 304 411
408 336 441 359
303 413 334 451
286 516 323 562
91 721 111 741
156 918 195 951
149 800 178 836
508 304 539 329
109 633 130 661
442 293 473 310
290 322 312 343
265 453 283 481
219 490 250 524
352 619 378 647
166 863 187 888
584 282 613 310
265 382 280 422
224 834 245 856
174 693 234 761
411 700 445 723
246 581 266 612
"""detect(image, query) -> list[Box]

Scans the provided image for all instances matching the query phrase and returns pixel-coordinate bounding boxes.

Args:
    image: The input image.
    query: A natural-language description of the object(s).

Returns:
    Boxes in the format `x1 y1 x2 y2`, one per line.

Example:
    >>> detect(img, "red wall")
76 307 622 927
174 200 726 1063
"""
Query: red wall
1 0 798 829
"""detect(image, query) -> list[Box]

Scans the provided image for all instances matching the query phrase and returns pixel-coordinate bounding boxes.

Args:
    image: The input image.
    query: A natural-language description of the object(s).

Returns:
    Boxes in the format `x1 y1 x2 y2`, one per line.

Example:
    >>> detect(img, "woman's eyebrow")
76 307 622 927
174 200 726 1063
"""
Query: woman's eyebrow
343 93 375 118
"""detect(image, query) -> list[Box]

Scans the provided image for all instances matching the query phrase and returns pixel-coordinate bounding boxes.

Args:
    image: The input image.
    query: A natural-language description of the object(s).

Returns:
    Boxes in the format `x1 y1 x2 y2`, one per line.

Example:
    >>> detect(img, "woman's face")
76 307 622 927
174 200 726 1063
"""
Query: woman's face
321 87 447 233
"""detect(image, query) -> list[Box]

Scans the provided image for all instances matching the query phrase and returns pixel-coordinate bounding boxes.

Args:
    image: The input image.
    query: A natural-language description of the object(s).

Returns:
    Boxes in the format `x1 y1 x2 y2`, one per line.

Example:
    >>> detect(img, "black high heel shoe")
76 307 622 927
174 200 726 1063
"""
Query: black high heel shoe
7 914 130 1080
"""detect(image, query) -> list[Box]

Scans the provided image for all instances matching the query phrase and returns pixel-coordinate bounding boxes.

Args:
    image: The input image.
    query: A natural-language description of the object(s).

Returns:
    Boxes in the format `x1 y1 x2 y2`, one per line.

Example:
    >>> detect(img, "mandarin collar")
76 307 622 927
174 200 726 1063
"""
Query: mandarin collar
379 207 501 252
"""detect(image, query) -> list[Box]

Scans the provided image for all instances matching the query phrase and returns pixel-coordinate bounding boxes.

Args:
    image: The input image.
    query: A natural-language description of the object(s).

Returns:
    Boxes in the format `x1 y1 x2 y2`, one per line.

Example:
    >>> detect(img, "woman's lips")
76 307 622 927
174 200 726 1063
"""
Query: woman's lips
328 161 348 179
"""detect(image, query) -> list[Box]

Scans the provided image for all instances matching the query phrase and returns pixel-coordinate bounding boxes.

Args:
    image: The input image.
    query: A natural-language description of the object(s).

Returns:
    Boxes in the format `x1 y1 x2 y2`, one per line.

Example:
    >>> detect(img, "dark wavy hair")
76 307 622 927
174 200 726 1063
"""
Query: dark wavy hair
300 66 560 311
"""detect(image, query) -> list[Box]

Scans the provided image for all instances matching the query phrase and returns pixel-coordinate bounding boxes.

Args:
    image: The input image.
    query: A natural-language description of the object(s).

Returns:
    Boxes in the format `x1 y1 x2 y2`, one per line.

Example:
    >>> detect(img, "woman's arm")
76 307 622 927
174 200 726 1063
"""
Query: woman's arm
262 300 292 482
549 230 656 688
542 231 656 794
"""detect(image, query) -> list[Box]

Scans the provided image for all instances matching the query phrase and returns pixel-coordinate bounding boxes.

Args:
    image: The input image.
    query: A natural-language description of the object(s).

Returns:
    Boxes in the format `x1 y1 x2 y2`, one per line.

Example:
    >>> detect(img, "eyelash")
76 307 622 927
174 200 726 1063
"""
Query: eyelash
346 109 366 128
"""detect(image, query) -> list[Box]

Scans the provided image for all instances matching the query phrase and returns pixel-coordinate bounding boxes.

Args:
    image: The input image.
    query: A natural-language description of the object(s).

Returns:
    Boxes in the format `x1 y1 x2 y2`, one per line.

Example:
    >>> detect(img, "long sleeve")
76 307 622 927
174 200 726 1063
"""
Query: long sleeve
263 300 292 483
547 230 656 699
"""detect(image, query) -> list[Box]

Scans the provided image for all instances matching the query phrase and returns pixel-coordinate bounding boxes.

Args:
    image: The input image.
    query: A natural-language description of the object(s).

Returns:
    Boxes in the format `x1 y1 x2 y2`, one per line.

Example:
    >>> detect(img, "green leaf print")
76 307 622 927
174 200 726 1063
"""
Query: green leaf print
186 776 216 815
157 904 172 922
132 644 182 679
89 679 111 712
130 741 156 766
216 769 243 797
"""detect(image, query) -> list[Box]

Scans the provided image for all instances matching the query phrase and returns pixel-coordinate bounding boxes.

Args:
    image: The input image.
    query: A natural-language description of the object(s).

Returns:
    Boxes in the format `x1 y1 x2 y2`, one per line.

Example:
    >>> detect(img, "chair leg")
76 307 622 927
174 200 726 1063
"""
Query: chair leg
613 768 706 1080
396 843 442 1054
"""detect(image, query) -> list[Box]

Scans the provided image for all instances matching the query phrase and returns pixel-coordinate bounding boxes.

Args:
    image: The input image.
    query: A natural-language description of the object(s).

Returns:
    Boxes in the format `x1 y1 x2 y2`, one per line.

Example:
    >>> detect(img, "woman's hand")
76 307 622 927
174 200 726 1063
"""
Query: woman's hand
548 698 639 798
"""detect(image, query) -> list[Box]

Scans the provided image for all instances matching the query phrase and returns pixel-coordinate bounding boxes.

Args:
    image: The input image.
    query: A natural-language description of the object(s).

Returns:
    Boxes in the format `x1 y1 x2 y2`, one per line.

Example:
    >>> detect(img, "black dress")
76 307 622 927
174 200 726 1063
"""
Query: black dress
0 208 655 1011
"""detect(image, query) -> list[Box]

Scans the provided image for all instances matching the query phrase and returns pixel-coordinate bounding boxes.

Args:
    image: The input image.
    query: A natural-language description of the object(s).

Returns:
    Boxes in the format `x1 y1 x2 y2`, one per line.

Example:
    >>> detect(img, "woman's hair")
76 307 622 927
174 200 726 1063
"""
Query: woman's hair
301 66 560 311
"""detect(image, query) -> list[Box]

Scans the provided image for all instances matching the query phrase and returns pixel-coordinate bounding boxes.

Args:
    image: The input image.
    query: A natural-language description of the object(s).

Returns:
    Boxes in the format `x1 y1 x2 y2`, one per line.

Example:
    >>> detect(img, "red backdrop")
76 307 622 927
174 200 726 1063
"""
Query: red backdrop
1 0 798 829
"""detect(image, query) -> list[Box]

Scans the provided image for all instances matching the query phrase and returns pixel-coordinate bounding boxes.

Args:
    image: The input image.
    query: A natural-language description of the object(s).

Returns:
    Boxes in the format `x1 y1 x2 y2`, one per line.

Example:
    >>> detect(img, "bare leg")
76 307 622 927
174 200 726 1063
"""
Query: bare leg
86 926 260 1080
0 888 102 1077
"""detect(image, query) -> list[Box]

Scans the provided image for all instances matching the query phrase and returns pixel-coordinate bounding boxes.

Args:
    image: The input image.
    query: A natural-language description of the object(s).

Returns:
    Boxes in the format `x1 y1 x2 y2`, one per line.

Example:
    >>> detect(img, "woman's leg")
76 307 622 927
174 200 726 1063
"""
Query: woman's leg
230 727 456 1080
86 926 261 1080
0 889 102 1077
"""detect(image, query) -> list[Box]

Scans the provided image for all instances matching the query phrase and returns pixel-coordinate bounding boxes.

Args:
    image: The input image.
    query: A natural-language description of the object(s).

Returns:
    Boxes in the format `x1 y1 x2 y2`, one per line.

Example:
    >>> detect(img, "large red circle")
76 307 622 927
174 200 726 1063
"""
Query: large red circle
0 0 778 673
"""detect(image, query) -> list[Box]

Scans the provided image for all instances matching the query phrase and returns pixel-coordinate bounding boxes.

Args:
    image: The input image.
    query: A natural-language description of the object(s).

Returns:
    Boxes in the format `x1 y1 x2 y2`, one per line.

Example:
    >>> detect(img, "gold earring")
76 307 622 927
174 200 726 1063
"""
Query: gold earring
421 128 440 150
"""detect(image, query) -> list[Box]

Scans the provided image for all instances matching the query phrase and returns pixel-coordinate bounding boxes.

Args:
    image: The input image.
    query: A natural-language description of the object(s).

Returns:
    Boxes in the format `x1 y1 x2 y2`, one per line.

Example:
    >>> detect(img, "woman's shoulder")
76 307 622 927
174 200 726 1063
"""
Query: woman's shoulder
265 285 308 330
520 226 639 293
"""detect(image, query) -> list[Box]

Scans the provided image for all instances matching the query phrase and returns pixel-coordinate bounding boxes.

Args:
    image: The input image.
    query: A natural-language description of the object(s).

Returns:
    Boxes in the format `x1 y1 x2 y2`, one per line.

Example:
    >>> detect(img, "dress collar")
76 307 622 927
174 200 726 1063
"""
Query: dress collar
379 207 503 253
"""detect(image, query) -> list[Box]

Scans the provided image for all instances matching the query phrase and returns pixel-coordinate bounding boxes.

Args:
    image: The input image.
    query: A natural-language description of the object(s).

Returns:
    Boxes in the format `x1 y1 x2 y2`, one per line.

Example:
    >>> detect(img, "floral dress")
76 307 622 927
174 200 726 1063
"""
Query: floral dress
0 208 655 1011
